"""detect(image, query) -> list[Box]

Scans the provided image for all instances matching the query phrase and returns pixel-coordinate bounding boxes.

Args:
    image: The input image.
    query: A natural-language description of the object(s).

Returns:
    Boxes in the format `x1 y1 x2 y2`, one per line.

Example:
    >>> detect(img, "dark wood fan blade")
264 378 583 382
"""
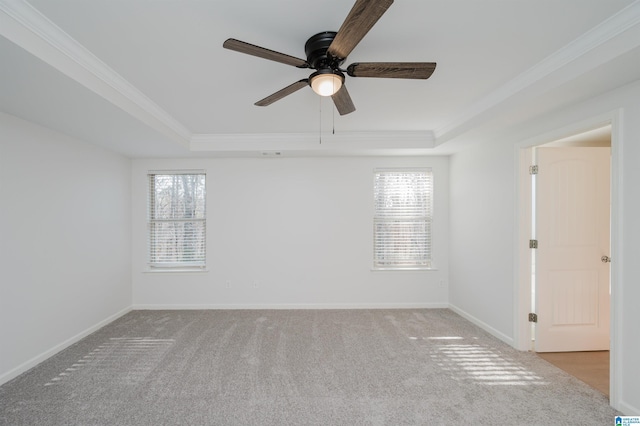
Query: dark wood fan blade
223 38 309 68
331 85 356 115
327 0 394 60
255 79 309 107
347 62 436 79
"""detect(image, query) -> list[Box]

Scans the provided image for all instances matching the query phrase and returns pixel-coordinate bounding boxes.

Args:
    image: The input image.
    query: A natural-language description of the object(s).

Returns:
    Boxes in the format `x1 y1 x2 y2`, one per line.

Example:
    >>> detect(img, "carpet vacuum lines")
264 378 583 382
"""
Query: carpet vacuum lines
0 309 622 425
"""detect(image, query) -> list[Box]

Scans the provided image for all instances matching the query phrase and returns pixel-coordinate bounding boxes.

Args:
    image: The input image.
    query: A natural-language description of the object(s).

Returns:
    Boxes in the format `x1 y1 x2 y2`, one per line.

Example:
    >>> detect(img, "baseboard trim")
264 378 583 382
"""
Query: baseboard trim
618 401 640 416
132 302 450 310
448 304 515 347
0 306 132 386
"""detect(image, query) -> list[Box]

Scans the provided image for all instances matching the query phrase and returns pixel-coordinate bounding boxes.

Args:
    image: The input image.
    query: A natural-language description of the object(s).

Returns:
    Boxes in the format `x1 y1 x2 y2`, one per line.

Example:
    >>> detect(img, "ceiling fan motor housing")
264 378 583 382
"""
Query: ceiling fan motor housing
305 31 343 69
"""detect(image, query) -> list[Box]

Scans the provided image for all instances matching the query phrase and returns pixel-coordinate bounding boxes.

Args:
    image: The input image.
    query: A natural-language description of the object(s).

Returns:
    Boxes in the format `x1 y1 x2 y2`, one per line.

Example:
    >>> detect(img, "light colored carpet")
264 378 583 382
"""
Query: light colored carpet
0 309 621 425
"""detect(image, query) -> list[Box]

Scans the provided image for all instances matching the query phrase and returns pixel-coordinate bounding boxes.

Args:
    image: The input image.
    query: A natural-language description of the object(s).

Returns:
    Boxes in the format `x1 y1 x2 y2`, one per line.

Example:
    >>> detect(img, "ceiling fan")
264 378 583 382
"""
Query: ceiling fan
223 0 436 115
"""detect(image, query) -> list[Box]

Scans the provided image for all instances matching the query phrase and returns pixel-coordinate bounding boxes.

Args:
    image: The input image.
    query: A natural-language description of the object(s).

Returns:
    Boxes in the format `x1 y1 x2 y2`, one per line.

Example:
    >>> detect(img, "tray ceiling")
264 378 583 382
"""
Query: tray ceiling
1 0 640 157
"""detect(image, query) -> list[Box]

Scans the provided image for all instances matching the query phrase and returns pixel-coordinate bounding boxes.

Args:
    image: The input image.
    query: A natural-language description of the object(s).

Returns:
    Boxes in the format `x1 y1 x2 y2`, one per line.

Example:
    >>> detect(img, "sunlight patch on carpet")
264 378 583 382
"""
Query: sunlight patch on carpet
433 343 549 386
44 337 174 387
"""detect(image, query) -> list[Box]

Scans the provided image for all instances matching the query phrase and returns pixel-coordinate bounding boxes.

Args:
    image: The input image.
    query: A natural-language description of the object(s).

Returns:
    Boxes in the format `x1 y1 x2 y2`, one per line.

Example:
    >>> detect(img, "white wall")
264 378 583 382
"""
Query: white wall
0 113 132 384
448 80 640 414
132 156 449 308
448 137 516 343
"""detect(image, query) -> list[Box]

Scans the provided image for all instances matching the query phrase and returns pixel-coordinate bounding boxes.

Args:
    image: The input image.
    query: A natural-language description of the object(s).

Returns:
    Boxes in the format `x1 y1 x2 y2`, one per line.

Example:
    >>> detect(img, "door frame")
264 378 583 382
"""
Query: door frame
514 110 623 408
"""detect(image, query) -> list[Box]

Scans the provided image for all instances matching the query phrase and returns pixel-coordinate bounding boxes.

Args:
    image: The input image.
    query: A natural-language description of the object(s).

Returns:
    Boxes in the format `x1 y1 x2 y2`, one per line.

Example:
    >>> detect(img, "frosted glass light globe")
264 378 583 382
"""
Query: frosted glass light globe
310 73 343 96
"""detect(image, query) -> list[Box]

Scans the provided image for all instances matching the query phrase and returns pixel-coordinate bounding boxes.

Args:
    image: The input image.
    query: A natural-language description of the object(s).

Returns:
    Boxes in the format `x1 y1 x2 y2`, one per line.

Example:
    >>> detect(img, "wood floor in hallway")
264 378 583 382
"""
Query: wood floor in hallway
537 351 609 397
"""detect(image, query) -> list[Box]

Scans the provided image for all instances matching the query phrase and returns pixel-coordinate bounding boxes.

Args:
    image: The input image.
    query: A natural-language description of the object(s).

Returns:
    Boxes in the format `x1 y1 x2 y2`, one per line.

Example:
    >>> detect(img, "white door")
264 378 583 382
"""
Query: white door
535 147 610 352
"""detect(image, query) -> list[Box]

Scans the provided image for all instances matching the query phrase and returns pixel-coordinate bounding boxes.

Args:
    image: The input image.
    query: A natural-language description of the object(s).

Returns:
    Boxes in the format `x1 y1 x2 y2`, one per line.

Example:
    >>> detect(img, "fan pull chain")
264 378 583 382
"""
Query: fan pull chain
332 98 336 135
332 78 337 135
319 95 322 144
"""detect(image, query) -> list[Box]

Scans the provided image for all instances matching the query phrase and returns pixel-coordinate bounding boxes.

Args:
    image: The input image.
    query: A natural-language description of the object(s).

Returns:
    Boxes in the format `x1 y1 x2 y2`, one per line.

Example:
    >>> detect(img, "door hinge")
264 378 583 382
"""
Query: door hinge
528 313 538 323
529 165 539 175
529 239 538 249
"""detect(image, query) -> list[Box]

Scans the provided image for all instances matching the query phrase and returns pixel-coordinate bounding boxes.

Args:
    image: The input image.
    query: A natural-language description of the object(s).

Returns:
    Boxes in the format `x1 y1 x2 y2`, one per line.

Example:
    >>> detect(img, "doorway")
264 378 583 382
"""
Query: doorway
520 125 612 394
537 350 609 396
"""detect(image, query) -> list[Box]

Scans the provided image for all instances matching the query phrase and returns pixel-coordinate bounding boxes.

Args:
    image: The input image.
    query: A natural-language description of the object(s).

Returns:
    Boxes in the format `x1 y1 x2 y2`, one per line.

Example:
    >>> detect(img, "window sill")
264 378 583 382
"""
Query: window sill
143 268 209 274
371 267 438 272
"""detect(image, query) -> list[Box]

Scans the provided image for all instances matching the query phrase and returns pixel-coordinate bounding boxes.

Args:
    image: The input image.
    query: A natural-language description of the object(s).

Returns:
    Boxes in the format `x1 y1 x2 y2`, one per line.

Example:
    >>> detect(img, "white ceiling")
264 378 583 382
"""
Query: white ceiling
1 0 640 157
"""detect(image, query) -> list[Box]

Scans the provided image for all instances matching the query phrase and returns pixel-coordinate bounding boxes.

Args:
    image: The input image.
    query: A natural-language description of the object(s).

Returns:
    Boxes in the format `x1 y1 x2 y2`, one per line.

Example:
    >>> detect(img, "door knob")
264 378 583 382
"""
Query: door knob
601 255 611 263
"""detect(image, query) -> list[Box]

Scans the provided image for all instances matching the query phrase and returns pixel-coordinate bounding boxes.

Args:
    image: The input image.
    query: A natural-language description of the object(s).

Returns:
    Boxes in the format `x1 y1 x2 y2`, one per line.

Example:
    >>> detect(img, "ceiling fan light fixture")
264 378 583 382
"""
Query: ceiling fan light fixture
310 69 344 96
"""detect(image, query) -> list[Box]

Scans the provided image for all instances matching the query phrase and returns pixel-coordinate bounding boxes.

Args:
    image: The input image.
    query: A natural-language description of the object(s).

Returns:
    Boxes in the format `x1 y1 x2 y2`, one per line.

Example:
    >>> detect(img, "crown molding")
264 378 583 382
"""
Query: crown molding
191 131 435 144
190 131 436 155
0 0 192 147
434 0 640 144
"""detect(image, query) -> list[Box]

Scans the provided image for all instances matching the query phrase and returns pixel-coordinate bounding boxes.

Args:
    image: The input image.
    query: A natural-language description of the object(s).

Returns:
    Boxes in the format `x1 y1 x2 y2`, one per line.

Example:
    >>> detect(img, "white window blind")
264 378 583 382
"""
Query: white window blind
373 169 433 269
148 172 206 268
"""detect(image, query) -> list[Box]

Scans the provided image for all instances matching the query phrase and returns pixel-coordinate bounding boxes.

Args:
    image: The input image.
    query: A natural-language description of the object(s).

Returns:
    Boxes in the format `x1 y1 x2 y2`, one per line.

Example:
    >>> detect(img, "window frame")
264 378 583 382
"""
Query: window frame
147 171 206 270
373 168 433 271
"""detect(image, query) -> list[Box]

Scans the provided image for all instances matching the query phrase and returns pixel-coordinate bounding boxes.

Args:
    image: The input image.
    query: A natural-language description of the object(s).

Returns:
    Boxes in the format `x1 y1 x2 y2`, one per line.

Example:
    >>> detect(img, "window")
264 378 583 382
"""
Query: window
373 169 433 269
148 172 206 269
